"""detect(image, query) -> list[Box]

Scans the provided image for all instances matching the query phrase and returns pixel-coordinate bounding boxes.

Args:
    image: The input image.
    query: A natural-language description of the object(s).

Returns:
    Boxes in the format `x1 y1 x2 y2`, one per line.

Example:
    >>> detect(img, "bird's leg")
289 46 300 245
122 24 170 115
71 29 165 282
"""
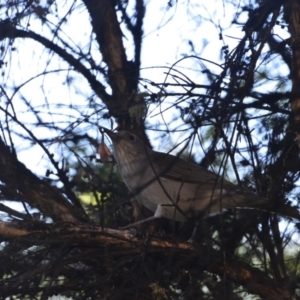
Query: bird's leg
154 204 165 218
188 223 198 243
118 215 157 229
119 205 164 230
187 217 207 243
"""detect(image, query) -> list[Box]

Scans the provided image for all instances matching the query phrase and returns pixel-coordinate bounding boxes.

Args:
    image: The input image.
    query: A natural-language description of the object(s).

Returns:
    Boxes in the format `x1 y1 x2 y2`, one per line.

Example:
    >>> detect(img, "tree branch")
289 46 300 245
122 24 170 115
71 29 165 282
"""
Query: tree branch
0 138 86 222
0 19 112 107
82 0 146 133
284 0 300 147
0 221 296 300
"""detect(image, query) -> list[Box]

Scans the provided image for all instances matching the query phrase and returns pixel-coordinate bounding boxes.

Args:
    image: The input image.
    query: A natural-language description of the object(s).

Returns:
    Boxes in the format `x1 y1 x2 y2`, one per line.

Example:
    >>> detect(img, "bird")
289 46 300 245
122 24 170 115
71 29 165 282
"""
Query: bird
100 128 300 226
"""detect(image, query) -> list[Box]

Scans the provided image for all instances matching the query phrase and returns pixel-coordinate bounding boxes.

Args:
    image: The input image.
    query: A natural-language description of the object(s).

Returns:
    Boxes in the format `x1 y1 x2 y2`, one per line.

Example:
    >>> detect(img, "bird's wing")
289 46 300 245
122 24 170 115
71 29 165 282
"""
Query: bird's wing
149 151 300 220
150 150 234 188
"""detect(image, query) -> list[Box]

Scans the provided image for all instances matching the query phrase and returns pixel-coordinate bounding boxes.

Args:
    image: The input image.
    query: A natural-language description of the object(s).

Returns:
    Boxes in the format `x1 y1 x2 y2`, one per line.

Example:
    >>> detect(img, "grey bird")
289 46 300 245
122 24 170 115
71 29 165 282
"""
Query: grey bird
101 128 300 225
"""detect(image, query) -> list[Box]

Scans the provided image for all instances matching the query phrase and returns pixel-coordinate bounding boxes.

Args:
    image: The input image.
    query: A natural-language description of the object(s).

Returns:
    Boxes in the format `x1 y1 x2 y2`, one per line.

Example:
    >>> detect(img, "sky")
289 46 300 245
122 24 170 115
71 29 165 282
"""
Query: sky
3 0 289 158
0 0 285 192
0 0 245 223
3 0 243 169
1 0 297 241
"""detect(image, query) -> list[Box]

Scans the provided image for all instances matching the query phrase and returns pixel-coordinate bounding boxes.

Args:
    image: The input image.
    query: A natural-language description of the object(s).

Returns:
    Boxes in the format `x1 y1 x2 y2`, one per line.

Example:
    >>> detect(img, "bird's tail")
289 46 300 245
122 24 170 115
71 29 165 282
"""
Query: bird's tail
256 201 300 221
227 189 300 221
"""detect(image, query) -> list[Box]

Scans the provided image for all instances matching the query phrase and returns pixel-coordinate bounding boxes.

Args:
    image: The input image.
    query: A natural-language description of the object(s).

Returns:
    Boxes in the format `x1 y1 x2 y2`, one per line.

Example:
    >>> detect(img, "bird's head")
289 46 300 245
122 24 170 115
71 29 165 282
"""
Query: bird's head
100 128 148 165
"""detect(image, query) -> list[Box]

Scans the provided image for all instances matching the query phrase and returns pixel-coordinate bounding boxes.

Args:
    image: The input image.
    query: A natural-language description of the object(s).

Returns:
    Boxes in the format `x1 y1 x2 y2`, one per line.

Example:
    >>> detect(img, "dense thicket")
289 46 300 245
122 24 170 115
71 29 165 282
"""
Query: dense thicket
0 1 300 299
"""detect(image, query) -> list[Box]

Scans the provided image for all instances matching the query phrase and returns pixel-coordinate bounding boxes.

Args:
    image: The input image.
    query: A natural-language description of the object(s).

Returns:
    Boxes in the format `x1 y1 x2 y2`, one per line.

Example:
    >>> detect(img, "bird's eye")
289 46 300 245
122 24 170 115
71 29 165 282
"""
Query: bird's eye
128 134 136 142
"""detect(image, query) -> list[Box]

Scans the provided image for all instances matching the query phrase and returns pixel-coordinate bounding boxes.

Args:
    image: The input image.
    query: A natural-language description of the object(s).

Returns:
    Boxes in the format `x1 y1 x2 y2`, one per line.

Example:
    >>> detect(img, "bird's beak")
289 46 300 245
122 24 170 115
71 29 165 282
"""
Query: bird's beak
99 127 120 141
